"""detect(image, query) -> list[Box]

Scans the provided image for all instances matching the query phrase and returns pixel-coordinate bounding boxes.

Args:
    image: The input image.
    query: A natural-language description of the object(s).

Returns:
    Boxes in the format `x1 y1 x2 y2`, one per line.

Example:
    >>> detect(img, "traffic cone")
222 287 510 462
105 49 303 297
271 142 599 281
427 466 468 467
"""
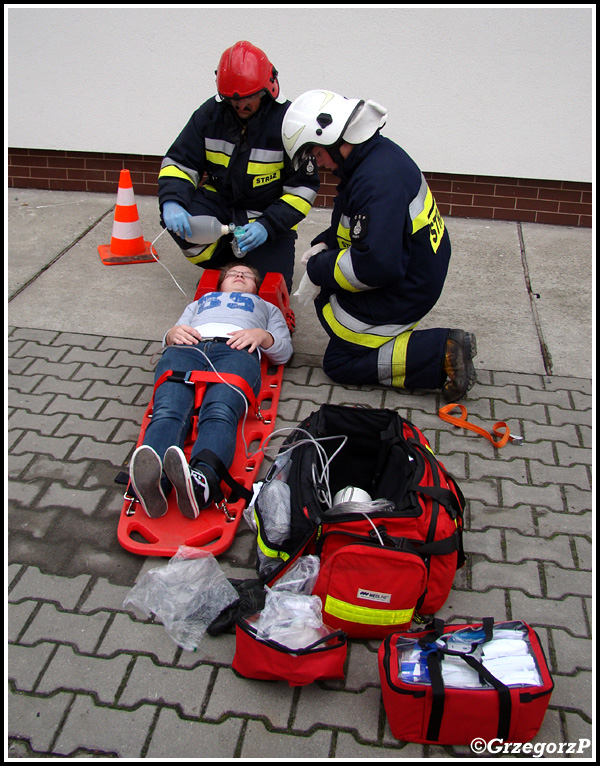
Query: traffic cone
98 169 158 265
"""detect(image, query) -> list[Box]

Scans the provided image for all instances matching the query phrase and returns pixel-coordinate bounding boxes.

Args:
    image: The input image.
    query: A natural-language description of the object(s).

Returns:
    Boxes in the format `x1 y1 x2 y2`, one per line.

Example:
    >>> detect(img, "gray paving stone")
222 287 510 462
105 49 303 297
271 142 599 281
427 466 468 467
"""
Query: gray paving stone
7 688 73 753
543 563 593 599
471 560 543 596
97 612 179 664
21 603 110 653
204 667 294 728
8 600 39 641
9 568 91 610
145 708 243 759
293 685 381 741
240 719 333 759
8 642 56 691
53 694 156 758
118 655 212 717
36 644 132 704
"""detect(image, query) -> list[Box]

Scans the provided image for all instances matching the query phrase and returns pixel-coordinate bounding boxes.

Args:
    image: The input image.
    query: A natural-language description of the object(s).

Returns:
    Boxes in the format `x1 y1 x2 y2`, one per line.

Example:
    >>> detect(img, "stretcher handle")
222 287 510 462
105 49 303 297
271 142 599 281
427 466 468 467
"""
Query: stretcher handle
438 403 520 449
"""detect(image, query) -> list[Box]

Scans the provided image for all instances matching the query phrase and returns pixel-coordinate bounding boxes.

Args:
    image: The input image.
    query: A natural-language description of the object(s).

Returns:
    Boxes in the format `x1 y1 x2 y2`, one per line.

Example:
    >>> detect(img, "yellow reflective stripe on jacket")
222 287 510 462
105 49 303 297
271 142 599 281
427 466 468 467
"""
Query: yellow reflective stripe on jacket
281 193 312 217
183 239 221 265
336 216 351 249
322 302 393 349
334 249 373 292
410 174 445 253
324 594 415 626
158 165 197 186
247 161 284 176
334 249 360 292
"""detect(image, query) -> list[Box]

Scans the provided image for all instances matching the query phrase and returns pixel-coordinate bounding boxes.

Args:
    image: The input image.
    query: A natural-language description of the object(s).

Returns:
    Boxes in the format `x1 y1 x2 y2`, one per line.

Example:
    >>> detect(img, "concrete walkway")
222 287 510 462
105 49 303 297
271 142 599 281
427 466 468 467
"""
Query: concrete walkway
7 189 593 758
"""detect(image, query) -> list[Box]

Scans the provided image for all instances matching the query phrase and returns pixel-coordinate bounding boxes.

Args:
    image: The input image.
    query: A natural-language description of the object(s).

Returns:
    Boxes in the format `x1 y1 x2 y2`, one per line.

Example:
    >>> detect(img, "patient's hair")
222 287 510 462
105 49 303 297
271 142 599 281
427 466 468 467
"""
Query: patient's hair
217 262 262 292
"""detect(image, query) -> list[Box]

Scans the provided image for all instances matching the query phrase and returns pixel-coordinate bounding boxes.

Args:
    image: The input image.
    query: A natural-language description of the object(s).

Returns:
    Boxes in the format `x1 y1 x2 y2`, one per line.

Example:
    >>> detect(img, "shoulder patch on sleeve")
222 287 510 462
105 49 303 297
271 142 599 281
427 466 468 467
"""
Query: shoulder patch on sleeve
350 214 369 241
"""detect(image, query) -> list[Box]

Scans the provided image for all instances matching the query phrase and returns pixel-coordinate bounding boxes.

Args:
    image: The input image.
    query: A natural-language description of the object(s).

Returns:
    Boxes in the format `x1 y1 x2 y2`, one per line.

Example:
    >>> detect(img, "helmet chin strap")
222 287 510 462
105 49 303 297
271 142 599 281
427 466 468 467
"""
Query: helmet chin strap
327 141 347 168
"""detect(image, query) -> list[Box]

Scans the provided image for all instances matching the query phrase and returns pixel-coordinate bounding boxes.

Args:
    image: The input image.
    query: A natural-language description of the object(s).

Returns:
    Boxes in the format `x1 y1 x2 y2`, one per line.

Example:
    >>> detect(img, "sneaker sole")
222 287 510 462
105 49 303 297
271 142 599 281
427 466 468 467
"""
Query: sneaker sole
130 447 168 518
163 448 201 520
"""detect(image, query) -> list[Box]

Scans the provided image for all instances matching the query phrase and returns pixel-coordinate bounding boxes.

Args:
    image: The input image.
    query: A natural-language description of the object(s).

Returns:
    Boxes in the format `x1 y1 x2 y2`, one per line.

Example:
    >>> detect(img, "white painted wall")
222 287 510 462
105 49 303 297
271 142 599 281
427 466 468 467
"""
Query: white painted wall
7 5 593 182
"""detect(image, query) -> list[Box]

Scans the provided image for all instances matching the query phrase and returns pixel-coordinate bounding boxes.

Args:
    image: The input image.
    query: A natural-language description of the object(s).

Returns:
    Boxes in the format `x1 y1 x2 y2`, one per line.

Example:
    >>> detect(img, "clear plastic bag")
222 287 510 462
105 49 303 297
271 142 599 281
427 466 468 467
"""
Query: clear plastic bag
251 556 323 650
123 546 238 652
255 451 293 576
255 589 325 650
271 555 320 595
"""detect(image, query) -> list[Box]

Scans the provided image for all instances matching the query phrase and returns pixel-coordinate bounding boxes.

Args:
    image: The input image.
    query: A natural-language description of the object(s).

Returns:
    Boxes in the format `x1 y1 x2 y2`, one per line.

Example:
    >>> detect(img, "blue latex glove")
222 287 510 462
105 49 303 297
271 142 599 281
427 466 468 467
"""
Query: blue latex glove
237 221 268 252
162 201 192 239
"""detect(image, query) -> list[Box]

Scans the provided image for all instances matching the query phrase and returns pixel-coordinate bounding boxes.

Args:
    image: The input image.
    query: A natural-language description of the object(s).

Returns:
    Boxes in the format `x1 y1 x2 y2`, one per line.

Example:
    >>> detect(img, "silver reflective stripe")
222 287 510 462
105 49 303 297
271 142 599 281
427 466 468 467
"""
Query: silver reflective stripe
409 173 429 222
250 148 284 163
340 214 351 230
330 295 414 337
160 157 200 187
205 138 235 156
377 341 395 386
336 250 373 291
282 185 318 204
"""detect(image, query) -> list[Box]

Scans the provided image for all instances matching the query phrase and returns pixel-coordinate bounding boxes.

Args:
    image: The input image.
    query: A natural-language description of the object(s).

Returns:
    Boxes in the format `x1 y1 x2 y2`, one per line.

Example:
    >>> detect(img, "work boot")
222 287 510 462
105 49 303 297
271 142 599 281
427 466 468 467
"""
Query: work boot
163 446 211 519
442 330 477 402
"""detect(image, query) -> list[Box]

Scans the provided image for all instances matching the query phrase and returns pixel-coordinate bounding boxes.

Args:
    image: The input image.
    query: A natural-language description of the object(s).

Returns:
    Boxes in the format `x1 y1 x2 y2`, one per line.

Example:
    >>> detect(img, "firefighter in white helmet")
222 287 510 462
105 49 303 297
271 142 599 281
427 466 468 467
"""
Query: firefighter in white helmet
282 90 476 401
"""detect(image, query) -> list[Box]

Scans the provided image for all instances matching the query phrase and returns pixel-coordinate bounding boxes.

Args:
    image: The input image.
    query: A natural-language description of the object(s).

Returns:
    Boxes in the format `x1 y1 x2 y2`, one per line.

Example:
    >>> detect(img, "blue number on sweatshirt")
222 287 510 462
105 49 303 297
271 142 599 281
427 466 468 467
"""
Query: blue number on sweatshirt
196 292 255 314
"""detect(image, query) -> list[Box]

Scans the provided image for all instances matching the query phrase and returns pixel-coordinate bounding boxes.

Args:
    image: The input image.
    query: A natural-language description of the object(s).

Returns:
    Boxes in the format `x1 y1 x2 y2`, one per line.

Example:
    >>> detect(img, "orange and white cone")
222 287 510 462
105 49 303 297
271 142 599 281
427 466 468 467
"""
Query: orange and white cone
98 169 158 265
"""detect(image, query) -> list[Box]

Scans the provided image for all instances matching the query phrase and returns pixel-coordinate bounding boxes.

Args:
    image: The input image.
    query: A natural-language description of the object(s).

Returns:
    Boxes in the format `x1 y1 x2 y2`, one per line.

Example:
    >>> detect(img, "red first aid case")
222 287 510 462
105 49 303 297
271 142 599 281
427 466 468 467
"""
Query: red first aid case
232 614 347 687
378 618 554 745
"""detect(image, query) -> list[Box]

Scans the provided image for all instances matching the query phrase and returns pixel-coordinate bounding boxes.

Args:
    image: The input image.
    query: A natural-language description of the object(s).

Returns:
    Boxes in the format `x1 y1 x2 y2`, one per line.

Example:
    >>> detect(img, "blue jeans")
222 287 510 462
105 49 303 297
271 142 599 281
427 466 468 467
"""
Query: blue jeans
143 342 261 490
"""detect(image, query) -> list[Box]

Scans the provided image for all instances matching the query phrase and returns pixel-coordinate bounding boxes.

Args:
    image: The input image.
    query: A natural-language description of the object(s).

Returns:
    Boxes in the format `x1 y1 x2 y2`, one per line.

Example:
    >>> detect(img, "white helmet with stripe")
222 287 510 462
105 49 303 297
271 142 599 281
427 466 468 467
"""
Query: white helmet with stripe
282 89 387 168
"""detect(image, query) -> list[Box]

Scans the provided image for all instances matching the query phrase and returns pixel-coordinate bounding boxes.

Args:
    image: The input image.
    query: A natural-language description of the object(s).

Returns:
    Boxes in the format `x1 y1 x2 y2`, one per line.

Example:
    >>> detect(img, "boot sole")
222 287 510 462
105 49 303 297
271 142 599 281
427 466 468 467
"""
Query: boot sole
163 447 200 520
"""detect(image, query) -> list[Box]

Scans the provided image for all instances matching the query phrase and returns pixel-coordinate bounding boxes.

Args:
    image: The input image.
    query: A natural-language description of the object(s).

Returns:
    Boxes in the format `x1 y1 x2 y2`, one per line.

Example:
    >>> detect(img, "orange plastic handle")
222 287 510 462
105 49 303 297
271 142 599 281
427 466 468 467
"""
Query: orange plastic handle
438 403 511 449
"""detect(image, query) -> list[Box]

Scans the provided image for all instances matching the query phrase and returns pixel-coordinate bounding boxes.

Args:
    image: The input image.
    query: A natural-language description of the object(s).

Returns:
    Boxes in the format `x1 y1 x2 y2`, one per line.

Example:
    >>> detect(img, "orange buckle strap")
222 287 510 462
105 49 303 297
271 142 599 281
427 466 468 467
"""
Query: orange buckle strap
153 369 260 418
438 403 523 449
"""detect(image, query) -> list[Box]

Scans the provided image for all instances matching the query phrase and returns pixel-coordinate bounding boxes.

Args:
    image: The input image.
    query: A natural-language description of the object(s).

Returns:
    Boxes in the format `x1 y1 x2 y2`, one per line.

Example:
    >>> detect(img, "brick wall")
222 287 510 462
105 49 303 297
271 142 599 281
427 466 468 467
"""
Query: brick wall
8 147 591 227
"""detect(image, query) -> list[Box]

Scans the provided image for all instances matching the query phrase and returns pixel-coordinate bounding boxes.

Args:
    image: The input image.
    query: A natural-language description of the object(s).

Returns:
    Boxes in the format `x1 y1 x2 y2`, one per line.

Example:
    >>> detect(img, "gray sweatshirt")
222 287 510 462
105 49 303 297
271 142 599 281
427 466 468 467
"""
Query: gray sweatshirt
169 291 293 366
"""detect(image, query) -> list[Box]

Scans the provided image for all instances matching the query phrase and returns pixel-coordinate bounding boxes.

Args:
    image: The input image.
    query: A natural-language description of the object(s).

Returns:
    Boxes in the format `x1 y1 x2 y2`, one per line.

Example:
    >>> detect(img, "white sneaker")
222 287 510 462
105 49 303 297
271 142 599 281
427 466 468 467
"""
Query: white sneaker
163 446 211 519
129 445 168 518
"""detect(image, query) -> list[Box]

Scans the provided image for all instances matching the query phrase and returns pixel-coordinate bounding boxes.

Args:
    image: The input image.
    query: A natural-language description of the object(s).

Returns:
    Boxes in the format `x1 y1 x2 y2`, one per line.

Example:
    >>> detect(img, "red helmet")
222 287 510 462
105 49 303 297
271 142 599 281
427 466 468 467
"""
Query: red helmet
216 41 279 100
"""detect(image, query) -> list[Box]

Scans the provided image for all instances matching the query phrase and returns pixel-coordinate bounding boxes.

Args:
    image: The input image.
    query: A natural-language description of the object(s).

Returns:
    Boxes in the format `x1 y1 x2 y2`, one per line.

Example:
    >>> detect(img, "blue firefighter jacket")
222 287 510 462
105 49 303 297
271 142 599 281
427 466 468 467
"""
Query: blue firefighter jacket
307 133 451 350
158 96 320 241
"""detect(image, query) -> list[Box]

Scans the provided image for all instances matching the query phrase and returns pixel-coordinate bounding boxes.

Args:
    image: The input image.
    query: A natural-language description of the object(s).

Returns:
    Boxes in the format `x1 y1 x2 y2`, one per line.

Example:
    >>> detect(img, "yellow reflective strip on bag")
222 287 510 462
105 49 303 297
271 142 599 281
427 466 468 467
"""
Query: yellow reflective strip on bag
158 165 196 185
324 595 414 626
254 510 290 562
322 303 393 349
206 151 230 168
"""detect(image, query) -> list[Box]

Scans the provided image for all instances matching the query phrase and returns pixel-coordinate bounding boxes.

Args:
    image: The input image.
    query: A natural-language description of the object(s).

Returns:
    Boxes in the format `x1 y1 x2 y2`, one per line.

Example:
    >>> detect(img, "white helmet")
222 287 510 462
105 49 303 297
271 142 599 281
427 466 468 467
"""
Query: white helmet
282 89 387 168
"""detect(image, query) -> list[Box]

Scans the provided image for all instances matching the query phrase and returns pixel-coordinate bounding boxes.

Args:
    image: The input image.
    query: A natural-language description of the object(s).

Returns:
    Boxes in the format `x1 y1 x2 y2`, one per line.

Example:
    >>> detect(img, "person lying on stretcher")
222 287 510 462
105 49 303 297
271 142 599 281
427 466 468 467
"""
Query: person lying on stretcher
129 263 293 519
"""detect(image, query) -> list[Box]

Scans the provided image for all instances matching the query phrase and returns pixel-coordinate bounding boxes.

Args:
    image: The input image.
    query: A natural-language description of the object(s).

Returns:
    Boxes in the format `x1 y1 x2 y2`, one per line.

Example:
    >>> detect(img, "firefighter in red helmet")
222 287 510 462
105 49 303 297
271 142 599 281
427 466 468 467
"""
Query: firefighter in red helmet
159 41 319 295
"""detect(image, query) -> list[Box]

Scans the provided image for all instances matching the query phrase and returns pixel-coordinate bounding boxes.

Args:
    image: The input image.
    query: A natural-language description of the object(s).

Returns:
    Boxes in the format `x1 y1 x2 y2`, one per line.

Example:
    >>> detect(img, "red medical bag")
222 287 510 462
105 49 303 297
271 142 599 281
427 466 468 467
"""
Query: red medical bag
378 618 554 745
